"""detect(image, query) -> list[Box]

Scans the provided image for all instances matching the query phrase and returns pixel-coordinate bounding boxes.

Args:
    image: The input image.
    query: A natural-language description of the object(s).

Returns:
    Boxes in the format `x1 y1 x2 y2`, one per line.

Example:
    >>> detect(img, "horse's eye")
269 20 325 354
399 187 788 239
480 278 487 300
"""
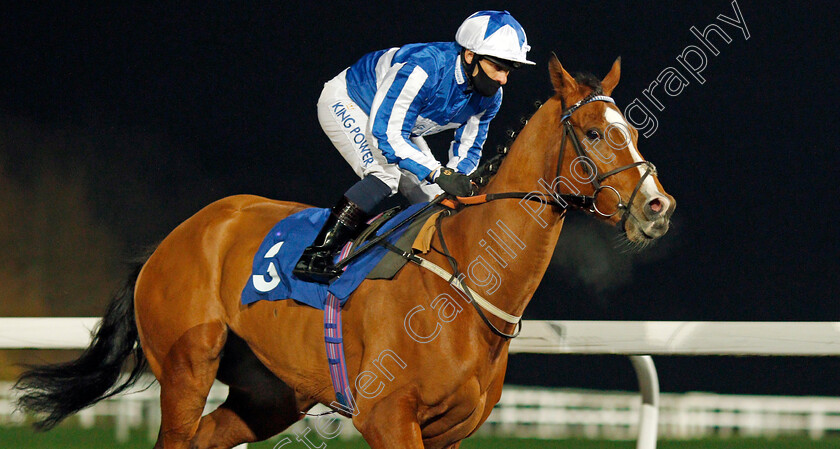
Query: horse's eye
585 129 602 140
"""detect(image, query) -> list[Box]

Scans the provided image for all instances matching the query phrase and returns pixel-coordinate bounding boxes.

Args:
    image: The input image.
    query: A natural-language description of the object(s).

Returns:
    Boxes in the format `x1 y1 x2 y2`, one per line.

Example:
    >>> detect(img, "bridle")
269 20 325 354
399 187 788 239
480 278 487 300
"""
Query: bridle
338 92 663 341
428 94 662 339
557 92 658 226
435 93 662 339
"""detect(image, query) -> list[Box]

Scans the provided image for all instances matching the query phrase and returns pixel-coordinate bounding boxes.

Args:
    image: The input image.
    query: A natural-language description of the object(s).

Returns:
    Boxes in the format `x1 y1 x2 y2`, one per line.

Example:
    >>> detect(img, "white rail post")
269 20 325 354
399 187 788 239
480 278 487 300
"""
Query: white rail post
629 355 659 449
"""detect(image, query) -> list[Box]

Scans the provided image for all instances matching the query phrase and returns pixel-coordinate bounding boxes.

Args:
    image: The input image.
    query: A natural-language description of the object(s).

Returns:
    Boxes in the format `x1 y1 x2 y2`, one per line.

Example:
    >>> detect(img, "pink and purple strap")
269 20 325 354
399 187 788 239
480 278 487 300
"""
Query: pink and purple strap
324 211 385 412
324 241 354 411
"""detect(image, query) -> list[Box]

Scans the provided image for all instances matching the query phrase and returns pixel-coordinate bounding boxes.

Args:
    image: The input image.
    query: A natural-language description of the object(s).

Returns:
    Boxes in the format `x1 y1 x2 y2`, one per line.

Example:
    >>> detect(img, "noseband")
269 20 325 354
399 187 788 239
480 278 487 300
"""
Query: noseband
557 93 658 226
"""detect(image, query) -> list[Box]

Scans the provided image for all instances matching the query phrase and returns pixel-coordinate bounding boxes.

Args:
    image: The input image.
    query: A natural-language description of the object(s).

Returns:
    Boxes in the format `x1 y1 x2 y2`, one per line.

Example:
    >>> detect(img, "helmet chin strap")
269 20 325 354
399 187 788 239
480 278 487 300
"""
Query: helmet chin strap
461 51 501 97
461 50 477 90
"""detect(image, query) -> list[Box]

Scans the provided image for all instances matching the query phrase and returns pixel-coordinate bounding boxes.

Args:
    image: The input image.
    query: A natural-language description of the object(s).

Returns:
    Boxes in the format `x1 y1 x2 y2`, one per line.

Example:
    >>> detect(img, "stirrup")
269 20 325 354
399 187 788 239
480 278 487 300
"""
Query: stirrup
292 196 368 283
294 250 342 283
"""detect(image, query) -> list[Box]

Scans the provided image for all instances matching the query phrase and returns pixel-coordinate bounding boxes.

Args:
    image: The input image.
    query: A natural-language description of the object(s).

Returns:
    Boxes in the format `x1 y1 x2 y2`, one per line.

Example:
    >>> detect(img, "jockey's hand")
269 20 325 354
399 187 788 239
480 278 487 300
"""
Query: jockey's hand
435 168 473 197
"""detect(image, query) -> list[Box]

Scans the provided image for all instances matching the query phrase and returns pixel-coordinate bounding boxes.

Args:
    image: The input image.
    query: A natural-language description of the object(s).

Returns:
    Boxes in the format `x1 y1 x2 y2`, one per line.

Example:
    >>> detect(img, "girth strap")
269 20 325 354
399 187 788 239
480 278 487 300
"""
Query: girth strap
323 243 356 414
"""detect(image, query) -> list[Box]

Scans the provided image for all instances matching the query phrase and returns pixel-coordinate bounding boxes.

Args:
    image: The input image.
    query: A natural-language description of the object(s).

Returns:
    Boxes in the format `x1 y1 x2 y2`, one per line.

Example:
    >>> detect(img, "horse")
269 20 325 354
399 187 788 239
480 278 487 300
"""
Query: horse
15 54 675 448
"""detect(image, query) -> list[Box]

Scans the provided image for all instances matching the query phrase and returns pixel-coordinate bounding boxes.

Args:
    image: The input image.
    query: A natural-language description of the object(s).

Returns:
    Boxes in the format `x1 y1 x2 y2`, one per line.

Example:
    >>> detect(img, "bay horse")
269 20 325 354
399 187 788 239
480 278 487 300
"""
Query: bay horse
16 55 674 448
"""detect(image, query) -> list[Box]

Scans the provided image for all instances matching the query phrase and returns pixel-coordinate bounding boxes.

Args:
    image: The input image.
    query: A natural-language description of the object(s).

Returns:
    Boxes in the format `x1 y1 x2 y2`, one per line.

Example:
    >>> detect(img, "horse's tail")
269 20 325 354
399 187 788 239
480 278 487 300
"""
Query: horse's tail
14 250 153 431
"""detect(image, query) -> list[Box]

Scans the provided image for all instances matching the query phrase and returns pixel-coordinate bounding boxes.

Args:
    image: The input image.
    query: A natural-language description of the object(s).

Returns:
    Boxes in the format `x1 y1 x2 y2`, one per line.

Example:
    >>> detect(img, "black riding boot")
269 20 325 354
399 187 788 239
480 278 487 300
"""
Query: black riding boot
293 197 368 283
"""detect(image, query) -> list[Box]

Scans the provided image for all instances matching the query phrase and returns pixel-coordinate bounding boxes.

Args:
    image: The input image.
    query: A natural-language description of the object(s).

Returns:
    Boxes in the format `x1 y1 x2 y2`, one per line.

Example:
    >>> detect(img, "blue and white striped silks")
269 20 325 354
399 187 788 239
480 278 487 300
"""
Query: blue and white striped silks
344 42 501 181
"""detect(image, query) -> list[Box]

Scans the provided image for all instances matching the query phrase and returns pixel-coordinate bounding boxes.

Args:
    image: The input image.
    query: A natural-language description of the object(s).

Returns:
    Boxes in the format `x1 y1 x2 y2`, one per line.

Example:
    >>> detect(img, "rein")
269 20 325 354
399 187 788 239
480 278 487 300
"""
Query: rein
334 93 661 340
459 93 659 224
428 93 661 339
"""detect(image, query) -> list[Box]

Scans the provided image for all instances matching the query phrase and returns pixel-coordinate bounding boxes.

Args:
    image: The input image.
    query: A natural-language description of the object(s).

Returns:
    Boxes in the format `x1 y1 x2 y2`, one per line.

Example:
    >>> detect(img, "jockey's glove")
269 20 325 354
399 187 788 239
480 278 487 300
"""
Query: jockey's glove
435 168 473 197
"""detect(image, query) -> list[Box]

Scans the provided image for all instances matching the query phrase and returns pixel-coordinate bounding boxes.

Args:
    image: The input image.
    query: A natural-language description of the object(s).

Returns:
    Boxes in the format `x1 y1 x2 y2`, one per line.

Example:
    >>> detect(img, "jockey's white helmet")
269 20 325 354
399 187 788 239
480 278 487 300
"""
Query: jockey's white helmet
455 10 535 68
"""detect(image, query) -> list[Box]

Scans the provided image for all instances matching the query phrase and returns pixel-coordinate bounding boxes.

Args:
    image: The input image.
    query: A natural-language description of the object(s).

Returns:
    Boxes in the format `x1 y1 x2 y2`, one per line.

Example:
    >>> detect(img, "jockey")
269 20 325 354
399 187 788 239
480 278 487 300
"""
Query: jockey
294 10 535 283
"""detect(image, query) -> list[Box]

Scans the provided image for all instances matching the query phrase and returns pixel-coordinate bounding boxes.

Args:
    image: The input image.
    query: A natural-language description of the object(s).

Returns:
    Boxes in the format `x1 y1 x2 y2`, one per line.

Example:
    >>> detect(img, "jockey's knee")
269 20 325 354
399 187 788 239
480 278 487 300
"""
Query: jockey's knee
344 175 393 214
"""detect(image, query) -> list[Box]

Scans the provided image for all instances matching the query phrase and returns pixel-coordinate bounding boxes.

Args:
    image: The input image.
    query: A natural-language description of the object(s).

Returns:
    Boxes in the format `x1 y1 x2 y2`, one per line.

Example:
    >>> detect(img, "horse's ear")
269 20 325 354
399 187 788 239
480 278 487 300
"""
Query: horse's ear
549 53 577 97
601 57 621 96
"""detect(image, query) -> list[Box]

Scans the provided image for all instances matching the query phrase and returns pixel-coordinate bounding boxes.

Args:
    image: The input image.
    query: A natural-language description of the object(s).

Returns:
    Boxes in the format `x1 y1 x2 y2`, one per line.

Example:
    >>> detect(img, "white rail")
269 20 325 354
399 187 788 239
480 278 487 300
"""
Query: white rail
0 318 100 349
509 320 840 449
7 318 840 355
509 321 840 356
5 318 840 449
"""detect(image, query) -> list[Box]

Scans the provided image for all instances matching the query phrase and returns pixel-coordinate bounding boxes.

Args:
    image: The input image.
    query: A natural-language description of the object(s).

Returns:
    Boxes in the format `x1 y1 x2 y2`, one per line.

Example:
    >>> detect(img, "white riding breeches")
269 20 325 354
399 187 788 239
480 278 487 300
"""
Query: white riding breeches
317 69 445 204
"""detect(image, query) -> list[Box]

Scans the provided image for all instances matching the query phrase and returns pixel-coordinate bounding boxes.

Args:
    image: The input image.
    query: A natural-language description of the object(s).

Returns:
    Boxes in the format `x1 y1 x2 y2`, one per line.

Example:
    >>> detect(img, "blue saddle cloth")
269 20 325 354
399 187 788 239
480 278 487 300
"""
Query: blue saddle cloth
240 202 427 310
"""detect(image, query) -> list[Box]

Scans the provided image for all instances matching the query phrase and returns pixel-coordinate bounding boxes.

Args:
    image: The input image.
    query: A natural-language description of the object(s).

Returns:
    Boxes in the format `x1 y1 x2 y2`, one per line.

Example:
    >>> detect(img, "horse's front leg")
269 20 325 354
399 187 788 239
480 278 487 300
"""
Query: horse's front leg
356 391 424 449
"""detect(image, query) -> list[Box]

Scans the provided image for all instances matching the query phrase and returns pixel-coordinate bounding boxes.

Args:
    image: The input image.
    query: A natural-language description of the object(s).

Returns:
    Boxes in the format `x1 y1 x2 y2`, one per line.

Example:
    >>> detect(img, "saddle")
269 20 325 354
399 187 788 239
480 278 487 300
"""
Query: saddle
360 205 446 280
240 201 447 310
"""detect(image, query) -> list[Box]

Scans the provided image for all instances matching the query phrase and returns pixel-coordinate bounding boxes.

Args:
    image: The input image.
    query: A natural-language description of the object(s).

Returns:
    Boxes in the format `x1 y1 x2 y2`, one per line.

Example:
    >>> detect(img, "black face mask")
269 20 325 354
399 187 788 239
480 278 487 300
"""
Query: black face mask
463 54 501 97
472 60 502 97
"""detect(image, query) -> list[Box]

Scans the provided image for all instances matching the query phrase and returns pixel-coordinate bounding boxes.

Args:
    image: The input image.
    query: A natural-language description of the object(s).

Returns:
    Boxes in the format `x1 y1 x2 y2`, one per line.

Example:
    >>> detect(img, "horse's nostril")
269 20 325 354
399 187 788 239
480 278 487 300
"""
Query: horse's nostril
648 198 662 213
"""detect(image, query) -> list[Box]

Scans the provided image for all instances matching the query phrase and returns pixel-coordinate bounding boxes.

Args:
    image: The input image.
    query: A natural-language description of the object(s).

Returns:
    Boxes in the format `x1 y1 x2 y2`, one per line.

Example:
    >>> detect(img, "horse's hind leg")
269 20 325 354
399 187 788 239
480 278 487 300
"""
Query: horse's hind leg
150 321 227 449
190 332 315 448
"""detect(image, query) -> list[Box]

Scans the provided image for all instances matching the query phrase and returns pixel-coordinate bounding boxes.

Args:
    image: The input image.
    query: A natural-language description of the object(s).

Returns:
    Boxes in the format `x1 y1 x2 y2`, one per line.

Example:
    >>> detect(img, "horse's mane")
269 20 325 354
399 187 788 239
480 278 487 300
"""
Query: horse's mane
470 111 531 189
471 71 604 189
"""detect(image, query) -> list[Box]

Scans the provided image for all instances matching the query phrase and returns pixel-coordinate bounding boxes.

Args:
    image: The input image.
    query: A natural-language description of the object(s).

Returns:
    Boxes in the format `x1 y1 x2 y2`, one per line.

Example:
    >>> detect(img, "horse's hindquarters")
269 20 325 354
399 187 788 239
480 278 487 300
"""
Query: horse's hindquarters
134 195 308 378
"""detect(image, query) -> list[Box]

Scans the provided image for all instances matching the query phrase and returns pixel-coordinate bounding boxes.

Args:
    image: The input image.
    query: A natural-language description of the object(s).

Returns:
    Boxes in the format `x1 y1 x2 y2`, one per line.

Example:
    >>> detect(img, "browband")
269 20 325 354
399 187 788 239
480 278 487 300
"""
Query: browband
560 95 615 122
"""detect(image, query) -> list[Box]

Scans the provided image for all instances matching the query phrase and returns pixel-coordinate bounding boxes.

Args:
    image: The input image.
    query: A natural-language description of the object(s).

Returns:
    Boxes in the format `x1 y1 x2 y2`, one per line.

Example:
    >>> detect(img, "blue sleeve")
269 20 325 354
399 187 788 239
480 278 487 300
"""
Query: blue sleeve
368 62 441 181
449 89 502 175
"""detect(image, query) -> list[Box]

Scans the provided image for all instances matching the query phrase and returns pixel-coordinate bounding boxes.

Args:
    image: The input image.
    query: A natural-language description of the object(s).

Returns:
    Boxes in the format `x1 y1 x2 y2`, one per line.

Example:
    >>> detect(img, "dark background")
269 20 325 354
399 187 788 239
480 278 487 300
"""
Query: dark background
1 1 838 395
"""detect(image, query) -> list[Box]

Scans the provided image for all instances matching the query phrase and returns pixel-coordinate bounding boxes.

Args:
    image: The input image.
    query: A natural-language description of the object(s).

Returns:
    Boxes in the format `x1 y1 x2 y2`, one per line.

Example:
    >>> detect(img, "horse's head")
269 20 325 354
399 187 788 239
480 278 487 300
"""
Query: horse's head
547 54 675 244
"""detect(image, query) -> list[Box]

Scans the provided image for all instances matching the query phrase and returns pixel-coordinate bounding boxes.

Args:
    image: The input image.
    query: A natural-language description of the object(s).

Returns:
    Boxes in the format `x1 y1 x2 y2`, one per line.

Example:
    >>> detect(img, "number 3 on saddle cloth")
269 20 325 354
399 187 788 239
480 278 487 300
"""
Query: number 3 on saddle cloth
240 201 436 412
